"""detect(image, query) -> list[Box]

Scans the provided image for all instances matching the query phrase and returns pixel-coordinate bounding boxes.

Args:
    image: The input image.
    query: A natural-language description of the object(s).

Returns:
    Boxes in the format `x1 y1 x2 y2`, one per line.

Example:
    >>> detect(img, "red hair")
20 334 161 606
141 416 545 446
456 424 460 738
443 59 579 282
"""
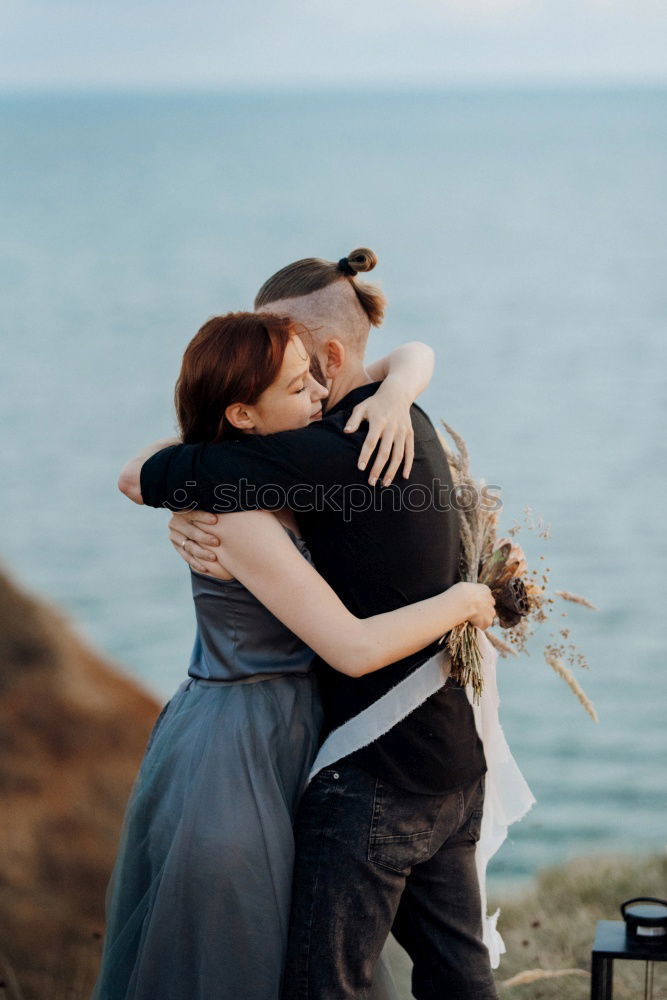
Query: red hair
175 312 295 443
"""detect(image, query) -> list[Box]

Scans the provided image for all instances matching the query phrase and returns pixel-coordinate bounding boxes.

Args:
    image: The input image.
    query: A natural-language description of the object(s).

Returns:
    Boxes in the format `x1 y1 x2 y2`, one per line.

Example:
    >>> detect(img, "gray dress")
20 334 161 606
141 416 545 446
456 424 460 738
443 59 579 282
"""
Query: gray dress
92 528 325 999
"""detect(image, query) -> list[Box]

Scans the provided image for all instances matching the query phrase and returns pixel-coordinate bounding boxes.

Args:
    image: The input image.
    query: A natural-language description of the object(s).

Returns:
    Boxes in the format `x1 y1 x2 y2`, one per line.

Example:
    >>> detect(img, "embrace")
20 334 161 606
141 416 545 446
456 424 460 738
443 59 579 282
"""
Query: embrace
95 247 532 1000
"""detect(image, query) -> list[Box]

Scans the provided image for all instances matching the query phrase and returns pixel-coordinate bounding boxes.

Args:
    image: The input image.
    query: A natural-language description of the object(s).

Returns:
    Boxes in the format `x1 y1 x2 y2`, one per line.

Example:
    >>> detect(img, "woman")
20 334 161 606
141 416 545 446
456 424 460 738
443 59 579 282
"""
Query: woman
94 312 495 1000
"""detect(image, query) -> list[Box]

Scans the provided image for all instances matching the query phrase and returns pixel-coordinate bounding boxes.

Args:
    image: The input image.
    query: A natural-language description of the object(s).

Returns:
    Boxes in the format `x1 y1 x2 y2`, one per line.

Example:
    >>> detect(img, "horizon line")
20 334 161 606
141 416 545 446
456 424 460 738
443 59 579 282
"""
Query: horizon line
1 74 667 100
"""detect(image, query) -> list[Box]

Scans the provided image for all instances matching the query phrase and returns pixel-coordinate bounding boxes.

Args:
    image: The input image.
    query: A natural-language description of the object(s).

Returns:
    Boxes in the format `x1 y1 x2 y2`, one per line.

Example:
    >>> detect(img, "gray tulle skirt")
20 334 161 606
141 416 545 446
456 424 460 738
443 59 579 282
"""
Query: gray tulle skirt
92 672 324 1000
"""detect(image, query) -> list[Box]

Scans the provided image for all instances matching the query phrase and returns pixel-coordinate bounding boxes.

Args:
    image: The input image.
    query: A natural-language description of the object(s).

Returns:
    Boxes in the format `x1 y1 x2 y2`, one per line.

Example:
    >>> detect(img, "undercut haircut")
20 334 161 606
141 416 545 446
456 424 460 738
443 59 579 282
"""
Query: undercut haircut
254 247 386 328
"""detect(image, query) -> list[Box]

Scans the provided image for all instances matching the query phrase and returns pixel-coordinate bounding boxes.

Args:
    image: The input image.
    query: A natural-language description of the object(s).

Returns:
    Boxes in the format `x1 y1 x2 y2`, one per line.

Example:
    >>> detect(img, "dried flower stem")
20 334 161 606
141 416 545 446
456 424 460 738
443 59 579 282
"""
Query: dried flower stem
554 590 599 611
438 418 597 719
484 630 517 658
447 621 484 701
501 968 590 988
544 650 598 722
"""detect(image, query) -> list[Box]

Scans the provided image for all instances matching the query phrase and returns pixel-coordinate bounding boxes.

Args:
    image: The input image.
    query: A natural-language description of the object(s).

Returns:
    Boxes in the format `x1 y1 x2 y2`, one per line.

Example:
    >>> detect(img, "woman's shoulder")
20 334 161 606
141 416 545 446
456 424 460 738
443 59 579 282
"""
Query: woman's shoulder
191 510 310 587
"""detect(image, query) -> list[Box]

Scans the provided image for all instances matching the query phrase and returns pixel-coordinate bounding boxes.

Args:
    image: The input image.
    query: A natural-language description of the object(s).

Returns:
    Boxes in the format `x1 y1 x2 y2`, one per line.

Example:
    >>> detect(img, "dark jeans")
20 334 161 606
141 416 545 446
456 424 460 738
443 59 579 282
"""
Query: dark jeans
283 763 498 1000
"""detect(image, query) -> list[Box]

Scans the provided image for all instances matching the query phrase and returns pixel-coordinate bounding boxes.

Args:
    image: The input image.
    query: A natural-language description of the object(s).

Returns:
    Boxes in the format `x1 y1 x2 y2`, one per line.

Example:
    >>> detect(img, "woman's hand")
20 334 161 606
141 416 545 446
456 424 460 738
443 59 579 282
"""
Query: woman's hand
354 341 434 486
344 375 415 487
452 581 496 631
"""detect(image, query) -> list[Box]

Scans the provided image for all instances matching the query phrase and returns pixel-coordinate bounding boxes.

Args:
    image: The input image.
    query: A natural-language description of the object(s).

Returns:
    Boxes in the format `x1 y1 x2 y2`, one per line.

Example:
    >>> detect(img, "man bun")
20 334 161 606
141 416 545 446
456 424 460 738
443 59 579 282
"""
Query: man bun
344 248 378 274
255 246 385 328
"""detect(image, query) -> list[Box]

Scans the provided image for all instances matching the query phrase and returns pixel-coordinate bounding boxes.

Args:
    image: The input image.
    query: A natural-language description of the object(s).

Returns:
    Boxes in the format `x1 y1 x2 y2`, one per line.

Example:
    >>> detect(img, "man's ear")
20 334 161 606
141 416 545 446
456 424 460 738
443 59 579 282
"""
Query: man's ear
324 339 346 379
225 403 256 432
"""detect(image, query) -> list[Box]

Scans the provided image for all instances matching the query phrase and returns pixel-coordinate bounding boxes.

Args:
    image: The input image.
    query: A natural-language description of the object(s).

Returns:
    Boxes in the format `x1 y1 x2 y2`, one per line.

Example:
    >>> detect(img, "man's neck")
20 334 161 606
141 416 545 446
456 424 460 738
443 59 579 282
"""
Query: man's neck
325 364 373 411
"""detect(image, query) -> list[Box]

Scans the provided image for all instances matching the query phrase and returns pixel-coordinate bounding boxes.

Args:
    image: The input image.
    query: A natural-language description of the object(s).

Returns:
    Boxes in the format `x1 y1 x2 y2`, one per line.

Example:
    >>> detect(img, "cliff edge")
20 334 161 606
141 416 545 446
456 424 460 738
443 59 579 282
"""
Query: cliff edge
0 568 160 999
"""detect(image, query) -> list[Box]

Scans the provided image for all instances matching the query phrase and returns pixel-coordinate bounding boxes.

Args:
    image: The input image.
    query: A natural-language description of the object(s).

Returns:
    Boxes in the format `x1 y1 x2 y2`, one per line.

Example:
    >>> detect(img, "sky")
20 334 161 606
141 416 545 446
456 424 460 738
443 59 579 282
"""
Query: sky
1 0 666 91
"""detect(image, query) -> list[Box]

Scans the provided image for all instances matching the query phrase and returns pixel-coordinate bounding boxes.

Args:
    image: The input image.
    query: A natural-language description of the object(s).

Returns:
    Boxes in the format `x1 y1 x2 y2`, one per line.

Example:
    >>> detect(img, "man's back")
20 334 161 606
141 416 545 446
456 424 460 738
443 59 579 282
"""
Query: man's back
298 395 460 624
141 383 486 793
299 387 485 792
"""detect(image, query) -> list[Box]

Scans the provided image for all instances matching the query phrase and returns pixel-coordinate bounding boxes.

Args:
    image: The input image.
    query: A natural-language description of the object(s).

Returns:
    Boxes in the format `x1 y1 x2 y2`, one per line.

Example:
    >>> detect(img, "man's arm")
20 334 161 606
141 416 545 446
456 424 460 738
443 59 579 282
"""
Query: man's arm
139 421 363 512
135 343 436 510
118 437 180 504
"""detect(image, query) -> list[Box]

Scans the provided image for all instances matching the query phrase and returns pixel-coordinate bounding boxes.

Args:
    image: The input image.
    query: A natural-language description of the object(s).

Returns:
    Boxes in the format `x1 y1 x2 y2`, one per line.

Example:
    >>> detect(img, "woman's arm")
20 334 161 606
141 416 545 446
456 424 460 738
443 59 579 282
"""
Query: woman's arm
365 341 435 401
349 341 436 487
204 510 494 678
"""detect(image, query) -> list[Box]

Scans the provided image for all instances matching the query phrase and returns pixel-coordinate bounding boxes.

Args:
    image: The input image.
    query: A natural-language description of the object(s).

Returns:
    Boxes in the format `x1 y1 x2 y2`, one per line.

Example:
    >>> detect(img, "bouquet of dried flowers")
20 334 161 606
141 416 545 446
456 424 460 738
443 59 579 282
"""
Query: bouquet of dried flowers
438 420 598 721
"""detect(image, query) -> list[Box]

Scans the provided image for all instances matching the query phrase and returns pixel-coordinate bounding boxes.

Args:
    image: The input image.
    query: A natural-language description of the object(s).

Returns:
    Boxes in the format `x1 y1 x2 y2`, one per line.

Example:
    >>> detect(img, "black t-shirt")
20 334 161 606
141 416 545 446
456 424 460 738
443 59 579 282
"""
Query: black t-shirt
141 383 486 794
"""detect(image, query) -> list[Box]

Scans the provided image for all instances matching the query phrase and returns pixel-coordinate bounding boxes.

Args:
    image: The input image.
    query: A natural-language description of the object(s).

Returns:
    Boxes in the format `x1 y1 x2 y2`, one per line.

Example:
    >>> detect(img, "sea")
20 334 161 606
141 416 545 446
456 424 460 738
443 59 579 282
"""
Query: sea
1 88 665 887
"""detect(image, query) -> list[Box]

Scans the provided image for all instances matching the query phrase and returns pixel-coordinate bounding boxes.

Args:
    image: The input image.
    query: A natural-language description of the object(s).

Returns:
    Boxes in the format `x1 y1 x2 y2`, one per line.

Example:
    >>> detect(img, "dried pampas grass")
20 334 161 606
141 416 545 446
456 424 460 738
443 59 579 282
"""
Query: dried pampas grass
501 967 591 988
544 651 598 723
438 419 599 719
555 590 599 611
484 630 517 657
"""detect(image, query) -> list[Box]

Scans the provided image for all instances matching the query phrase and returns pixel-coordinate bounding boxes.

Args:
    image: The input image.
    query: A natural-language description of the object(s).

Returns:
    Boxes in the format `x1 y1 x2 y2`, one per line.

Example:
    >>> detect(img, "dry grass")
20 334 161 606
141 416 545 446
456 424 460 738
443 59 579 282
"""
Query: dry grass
0 567 159 1000
555 591 599 611
543 650 599 723
437 420 599 719
8 853 667 999
388 852 667 1000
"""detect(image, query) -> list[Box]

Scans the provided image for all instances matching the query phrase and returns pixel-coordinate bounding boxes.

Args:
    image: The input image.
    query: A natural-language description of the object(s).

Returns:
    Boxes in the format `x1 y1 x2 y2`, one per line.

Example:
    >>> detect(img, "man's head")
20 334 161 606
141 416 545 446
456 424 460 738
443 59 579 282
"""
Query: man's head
254 248 386 402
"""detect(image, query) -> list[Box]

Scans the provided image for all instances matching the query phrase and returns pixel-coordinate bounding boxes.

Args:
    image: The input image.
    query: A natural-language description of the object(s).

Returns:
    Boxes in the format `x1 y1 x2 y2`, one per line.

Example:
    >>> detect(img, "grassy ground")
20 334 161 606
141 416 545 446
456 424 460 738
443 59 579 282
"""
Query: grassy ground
4 852 665 998
387 851 667 999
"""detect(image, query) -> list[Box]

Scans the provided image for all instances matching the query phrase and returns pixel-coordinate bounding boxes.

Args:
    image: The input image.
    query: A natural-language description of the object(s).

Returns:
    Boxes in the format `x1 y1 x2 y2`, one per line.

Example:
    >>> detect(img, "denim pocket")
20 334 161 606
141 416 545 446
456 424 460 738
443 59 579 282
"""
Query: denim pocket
465 807 483 842
463 774 485 843
317 768 341 779
307 767 345 800
367 779 442 874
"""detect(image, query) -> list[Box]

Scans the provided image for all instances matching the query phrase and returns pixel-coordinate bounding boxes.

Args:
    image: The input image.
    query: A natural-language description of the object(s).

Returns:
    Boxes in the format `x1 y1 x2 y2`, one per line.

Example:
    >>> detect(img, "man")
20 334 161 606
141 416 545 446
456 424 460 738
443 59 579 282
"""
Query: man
121 249 497 1000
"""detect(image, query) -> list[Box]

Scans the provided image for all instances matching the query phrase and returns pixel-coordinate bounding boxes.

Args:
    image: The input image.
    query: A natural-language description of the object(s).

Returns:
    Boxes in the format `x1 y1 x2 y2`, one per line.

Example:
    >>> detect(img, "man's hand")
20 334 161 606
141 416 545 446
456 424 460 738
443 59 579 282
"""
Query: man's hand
344 375 415 487
118 437 181 504
169 510 222 575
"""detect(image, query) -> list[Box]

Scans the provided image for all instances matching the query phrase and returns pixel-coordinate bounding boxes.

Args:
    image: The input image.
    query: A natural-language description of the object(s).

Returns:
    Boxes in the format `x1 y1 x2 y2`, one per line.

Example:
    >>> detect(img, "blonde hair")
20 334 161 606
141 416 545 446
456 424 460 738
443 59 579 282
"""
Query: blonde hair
254 247 386 327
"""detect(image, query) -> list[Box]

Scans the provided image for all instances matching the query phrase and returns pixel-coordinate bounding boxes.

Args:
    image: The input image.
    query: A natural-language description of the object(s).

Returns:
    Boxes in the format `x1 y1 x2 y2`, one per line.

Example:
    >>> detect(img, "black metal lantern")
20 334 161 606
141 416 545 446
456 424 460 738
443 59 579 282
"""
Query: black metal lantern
621 897 667 944
592 902 667 1000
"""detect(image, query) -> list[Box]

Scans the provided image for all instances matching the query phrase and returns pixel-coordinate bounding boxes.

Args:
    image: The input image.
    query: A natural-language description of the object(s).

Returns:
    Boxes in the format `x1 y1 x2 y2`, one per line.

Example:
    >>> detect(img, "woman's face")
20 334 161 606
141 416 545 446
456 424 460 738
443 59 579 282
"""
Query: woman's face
245 335 328 435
